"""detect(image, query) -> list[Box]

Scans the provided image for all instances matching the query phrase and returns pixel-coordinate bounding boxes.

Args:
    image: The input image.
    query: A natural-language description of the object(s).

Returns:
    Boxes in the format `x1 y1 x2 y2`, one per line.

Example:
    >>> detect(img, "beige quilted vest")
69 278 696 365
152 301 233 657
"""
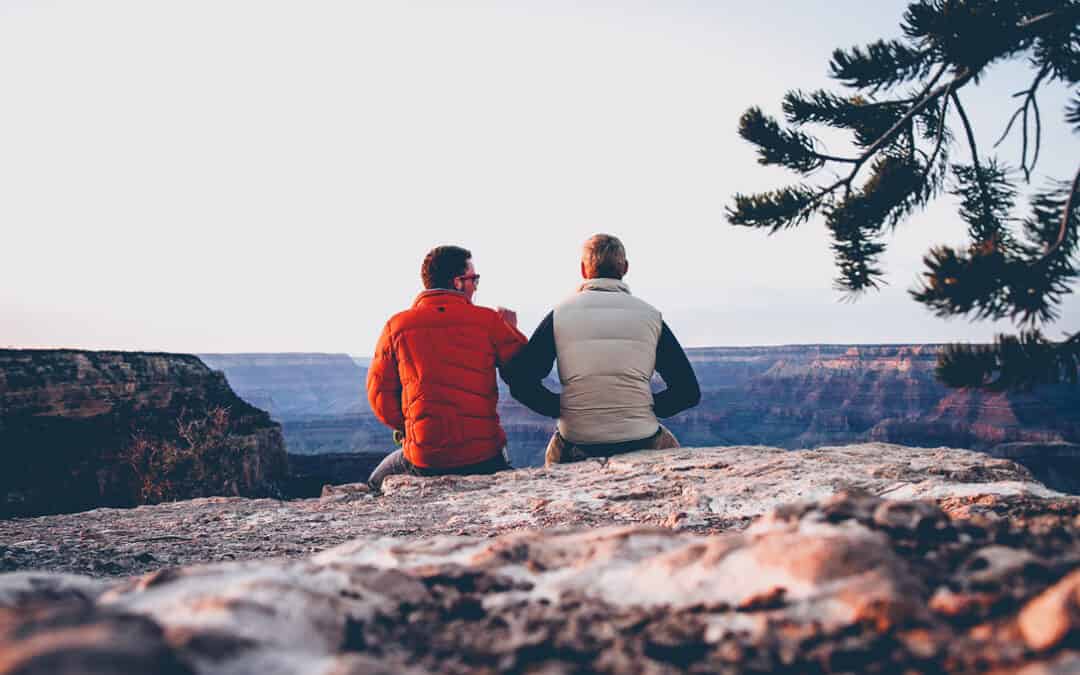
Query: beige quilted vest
553 278 662 444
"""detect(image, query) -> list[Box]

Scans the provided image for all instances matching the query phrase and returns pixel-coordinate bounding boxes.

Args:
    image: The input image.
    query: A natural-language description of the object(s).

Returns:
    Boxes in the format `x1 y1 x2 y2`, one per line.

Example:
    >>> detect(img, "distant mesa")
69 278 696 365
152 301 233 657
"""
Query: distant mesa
199 346 1080 491
197 353 369 421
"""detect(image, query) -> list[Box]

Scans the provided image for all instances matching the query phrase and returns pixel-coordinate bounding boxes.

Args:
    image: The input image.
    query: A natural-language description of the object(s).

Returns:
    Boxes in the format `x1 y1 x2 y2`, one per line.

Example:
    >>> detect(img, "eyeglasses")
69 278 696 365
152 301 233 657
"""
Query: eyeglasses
457 274 480 286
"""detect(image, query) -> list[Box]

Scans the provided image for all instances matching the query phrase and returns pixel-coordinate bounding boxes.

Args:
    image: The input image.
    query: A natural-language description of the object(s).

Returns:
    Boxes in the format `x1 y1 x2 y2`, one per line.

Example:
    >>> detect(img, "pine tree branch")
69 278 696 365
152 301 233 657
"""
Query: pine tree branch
730 1 1080 391
1017 6 1080 31
950 91 1000 237
913 63 950 107
815 152 860 164
1028 87 1042 178
936 328 1080 389
781 66 963 212
951 91 981 163
1042 165 1080 259
811 69 974 206
994 63 1052 181
907 119 917 161
921 81 953 186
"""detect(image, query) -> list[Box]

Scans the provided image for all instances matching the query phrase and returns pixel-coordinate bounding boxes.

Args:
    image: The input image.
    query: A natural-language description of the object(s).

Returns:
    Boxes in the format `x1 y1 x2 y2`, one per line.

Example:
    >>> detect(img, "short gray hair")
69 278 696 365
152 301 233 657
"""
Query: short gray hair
582 233 627 279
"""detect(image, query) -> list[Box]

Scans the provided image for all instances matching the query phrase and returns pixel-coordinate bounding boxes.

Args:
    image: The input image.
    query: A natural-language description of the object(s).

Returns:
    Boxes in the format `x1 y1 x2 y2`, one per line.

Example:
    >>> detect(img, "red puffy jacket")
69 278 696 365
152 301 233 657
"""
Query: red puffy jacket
366 290 527 468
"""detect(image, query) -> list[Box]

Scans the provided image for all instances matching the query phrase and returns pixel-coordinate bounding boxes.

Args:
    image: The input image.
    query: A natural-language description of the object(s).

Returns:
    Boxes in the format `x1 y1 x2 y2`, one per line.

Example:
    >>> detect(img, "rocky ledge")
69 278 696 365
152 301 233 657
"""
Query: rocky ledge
0 349 288 517
1 444 1078 673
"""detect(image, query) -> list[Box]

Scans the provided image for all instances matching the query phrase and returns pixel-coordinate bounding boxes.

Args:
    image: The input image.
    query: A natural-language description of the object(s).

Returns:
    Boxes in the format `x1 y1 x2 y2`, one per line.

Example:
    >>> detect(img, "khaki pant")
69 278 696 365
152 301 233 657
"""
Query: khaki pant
544 424 680 466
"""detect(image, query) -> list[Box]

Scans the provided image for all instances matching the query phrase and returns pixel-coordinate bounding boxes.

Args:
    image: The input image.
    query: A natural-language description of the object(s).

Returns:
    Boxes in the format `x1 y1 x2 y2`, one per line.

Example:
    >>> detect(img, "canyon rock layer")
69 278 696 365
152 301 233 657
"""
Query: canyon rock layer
199 347 1080 480
0 350 288 517
2 445 1078 673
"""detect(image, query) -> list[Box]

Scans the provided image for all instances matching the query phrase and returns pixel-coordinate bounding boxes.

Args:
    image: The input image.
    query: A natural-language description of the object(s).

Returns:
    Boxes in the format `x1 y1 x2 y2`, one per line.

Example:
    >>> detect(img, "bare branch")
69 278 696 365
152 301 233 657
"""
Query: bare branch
1042 165 1080 260
1017 6 1080 29
951 91 981 165
921 81 953 186
994 63 1050 182
951 91 1005 240
813 151 859 164
1030 89 1042 175
994 106 1026 147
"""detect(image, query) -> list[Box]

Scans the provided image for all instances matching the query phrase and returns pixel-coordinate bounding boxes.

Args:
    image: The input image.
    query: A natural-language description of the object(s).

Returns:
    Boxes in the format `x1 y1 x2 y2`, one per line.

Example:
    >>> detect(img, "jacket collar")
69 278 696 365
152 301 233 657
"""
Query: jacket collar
412 288 471 307
578 277 631 294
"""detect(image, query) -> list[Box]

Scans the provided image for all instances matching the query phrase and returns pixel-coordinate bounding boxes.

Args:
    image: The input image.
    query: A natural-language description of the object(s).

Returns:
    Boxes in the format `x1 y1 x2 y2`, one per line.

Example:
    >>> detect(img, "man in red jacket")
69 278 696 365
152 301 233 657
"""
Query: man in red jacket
366 245 527 489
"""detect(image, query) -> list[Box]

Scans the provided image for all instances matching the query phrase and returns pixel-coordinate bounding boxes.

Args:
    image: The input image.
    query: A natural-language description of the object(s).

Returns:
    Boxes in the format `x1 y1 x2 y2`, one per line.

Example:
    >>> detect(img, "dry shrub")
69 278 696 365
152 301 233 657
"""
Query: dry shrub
122 406 246 504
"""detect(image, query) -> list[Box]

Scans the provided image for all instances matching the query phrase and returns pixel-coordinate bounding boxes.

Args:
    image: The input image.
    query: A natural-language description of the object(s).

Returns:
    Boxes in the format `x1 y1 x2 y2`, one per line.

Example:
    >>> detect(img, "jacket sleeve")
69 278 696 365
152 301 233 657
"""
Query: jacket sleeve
492 311 528 368
366 321 405 431
501 311 561 418
653 321 701 418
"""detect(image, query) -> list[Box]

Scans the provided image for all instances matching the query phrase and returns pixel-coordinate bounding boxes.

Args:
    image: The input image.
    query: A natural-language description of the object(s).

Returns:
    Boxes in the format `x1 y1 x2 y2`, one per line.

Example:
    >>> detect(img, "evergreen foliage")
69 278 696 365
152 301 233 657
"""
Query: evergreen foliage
728 0 1080 389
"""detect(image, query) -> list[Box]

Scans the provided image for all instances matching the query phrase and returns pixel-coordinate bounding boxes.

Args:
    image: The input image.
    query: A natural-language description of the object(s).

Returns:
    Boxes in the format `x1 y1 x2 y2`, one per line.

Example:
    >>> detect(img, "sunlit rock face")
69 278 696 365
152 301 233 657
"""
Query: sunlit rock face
680 344 1080 450
0 350 288 517
0 444 1076 673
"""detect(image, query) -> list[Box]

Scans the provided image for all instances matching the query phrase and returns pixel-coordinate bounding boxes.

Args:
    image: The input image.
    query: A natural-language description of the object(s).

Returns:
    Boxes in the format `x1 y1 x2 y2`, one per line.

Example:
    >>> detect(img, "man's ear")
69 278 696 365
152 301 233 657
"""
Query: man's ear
623 260 630 277
453 277 463 292
580 261 587 279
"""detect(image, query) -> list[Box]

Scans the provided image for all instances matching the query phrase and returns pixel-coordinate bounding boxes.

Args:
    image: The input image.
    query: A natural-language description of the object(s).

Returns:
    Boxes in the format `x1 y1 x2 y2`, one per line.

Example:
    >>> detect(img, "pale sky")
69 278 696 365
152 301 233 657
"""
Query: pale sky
2 1 1077 355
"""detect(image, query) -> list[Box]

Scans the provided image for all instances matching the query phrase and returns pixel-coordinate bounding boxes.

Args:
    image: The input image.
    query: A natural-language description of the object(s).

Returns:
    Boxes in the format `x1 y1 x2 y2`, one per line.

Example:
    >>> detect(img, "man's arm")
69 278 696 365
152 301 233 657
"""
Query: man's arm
491 308 528 368
653 321 701 418
366 322 405 431
501 311 561 418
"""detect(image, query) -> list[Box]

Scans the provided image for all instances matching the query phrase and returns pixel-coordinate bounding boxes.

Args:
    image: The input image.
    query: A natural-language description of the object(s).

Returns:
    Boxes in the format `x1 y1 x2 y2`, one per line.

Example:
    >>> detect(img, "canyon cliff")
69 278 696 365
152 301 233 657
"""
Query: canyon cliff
200 347 1080 476
688 345 1080 450
0 350 288 517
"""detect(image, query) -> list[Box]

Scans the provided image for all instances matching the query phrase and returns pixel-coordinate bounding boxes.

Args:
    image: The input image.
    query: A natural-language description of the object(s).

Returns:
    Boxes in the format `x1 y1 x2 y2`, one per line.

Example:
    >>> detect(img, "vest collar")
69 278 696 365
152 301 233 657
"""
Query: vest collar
413 289 471 307
578 278 631 294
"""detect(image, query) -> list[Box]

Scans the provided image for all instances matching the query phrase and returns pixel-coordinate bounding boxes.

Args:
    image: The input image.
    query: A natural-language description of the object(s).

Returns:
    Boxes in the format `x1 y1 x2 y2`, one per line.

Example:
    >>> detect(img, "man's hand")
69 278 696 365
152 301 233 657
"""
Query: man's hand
496 306 518 328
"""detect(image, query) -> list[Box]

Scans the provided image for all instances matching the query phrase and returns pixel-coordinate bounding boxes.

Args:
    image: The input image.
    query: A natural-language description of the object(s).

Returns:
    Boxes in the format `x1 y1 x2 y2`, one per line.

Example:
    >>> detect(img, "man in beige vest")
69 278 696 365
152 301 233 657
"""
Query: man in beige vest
504 234 701 465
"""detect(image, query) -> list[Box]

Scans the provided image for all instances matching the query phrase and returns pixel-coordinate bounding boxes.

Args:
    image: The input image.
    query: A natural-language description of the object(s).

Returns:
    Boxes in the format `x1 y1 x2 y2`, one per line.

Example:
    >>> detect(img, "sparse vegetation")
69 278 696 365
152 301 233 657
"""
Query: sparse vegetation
123 406 247 503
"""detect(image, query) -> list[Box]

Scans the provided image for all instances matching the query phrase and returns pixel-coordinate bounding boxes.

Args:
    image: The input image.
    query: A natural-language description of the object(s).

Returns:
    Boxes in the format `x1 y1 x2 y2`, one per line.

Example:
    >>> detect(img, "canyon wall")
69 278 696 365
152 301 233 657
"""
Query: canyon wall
197 353 368 420
197 346 1080 484
682 344 1080 450
0 350 288 517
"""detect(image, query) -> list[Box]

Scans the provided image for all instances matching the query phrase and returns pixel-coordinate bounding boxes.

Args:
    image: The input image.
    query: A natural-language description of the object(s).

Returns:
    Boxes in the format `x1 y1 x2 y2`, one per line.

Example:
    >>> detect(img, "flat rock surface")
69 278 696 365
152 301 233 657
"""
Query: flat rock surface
2 489 1079 674
1 445 1079 673
0 444 1067 578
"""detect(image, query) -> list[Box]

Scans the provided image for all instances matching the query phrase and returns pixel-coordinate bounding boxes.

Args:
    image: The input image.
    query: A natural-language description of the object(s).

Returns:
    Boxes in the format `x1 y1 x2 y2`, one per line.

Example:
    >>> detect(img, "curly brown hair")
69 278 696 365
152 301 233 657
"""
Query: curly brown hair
421 245 472 290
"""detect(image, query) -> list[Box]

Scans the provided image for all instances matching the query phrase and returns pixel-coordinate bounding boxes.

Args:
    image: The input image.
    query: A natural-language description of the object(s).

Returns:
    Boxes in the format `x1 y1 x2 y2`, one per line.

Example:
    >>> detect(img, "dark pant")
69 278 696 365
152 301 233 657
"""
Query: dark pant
544 424 680 466
367 448 512 490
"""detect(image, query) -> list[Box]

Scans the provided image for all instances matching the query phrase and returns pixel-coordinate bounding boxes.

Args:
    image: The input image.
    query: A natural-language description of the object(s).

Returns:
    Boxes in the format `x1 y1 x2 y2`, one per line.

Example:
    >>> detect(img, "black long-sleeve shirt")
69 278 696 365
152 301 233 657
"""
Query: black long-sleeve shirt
502 311 701 419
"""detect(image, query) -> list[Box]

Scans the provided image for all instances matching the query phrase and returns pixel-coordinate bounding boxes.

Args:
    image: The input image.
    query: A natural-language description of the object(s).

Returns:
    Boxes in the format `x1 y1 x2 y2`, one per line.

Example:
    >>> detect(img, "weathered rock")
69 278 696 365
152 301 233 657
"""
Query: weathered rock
0 572 110 607
0 489 1077 673
321 483 370 500
0 349 288 517
1019 569 1080 652
0 444 1067 578
0 598 194 675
